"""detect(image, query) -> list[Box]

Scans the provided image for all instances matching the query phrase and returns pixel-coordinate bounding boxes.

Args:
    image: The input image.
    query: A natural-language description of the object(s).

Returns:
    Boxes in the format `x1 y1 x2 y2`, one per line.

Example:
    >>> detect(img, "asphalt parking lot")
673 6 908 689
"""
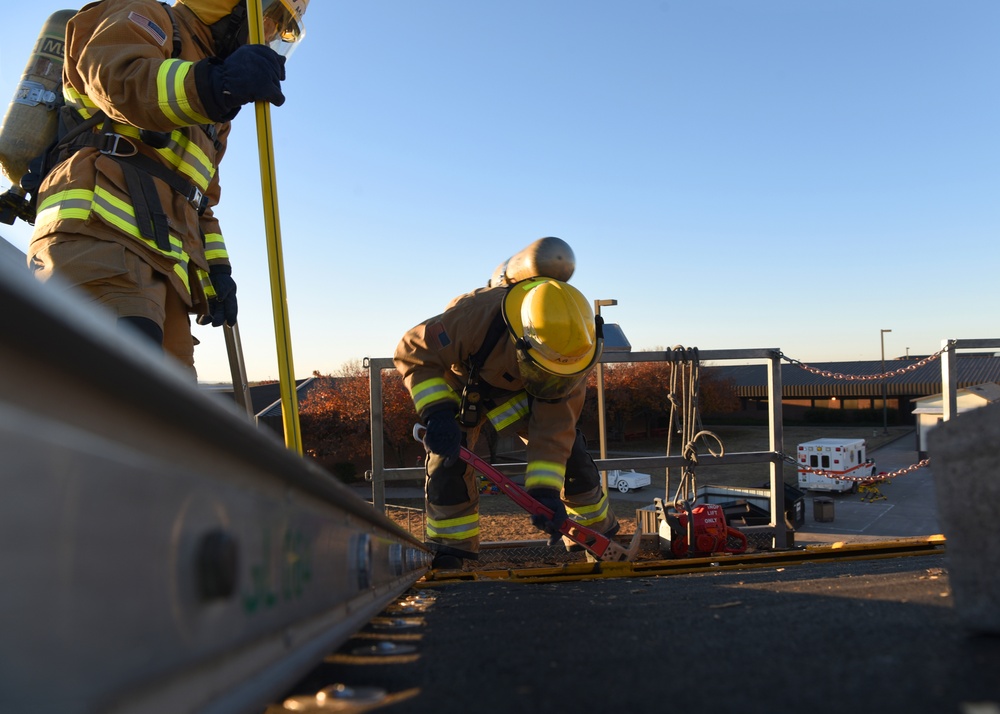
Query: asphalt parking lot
602 432 938 546
794 435 941 545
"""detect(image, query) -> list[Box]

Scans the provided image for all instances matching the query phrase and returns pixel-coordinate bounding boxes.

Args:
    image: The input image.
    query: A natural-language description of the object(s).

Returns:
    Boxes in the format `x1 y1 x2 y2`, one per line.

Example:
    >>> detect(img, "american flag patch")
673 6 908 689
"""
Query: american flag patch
128 12 167 46
427 321 451 348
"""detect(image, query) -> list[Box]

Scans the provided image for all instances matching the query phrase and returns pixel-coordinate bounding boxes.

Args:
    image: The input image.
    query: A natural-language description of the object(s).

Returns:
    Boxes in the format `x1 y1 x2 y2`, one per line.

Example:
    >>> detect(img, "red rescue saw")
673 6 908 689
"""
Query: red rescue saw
667 503 748 558
413 425 641 562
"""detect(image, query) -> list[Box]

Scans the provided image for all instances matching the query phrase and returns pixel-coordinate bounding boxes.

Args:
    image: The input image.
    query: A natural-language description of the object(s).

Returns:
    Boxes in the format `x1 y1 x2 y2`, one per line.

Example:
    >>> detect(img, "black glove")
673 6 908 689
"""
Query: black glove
198 265 238 327
423 407 462 460
197 44 286 120
528 488 567 538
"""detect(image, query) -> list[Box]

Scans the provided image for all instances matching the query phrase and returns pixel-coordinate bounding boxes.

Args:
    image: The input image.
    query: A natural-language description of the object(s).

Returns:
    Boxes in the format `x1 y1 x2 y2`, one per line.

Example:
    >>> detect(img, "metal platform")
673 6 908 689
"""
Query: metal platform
273 547 1000 714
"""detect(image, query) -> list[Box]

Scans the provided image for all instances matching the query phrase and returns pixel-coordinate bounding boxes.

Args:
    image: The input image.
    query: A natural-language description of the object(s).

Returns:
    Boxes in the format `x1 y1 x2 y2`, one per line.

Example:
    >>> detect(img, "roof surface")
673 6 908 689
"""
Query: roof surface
710 357 1000 398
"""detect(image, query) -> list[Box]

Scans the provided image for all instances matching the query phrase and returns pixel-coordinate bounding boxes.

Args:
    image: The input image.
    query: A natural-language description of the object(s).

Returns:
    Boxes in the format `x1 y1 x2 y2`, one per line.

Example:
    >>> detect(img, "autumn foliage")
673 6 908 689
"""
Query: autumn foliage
299 362 419 473
299 358 739 476
589 361 740 440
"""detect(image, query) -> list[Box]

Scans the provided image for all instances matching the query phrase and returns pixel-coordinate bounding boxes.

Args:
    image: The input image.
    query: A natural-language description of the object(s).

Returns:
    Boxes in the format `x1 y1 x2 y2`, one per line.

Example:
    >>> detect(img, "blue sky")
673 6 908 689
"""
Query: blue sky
2 1 998 383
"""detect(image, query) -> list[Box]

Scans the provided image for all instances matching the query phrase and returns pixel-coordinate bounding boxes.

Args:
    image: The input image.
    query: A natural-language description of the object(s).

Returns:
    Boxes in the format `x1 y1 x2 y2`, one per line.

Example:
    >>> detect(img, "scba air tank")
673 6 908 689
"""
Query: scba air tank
488 236 576 287
0 9 76 188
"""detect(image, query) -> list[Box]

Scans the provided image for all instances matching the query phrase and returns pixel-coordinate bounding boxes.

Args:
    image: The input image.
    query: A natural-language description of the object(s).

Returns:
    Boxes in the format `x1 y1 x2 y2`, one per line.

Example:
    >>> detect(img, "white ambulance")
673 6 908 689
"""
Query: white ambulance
796 438 878 493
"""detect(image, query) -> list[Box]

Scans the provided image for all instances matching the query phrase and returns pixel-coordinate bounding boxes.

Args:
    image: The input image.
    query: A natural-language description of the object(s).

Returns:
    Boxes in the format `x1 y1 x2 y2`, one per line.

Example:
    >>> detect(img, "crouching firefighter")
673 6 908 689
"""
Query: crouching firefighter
394 242 619 570
23 0 307 375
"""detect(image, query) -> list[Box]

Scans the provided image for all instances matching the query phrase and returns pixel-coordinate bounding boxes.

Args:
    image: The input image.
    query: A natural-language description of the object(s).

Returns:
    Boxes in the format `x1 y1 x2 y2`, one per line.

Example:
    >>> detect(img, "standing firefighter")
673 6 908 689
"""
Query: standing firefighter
395 238 619 569
24 0 306 375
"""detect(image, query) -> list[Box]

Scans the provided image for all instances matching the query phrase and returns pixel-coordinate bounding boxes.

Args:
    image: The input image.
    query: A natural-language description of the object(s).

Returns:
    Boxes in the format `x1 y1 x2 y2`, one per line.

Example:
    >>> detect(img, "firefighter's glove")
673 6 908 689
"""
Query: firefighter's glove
198 266 238 327
200 45 286 120
423 408 462 461
528 488 567 541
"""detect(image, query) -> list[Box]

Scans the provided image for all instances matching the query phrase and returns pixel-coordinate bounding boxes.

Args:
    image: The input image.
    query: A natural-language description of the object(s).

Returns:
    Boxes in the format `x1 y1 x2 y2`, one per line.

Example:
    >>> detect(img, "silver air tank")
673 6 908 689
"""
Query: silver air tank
488 236 576 287
0 9 76 189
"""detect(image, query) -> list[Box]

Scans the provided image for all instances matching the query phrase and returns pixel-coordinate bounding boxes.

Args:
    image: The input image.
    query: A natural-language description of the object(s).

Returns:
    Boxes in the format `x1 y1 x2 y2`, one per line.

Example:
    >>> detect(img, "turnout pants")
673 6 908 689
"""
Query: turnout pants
29 234 196 376
423 429 618 557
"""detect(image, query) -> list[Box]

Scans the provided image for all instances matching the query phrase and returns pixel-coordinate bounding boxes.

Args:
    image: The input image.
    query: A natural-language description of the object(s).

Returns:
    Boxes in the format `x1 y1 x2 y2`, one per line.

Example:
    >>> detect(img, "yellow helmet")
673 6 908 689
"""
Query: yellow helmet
502 279 603 399
176 0 308 57
176 0 243 25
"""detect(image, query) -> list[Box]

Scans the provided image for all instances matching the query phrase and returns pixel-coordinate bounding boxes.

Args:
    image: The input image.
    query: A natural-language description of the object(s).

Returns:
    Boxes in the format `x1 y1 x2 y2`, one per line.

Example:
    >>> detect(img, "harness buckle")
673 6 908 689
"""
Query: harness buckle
188 186 208 214
100 134 138 157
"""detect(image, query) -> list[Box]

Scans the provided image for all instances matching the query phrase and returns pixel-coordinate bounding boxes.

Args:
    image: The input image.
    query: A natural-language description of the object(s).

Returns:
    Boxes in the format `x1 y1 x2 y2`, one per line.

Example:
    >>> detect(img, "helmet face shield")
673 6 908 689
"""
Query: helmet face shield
501 276 602 399
260 0 307 57
514 337 603 400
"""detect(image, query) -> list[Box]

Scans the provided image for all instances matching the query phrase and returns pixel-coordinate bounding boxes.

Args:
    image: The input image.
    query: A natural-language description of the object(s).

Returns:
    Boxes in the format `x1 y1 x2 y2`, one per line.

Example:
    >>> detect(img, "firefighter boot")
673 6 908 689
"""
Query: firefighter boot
429 545 476 571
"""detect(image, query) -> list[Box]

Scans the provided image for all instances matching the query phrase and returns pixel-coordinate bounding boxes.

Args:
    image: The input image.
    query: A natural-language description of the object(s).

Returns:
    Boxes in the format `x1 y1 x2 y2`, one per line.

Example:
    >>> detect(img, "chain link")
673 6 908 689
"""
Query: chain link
780 453 931 483
775 344 948 484
780 341 953 381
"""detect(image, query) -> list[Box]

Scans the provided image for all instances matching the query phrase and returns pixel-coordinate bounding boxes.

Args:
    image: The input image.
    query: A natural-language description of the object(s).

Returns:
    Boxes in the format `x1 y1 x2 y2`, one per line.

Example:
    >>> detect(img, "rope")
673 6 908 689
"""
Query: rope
664 346 724 511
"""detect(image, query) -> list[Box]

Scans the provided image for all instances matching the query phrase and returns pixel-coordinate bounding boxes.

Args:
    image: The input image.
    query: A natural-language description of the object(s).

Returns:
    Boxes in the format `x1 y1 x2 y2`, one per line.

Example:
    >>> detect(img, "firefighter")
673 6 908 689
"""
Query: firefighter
395 273 619 570
25 0 306 375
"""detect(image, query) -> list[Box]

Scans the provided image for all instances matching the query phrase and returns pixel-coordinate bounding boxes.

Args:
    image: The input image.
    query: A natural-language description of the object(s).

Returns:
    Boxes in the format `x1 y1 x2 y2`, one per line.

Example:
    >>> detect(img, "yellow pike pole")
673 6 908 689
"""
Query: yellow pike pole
247 0 302 453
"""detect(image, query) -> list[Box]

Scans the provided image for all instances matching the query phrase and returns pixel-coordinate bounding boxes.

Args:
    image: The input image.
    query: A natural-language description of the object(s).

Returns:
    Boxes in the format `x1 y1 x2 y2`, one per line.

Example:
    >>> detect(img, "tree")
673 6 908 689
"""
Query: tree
381 369 420 467
299 367 370 469
598 361 674 439
298 363 420 473
699 370 740 416
589 356 740 441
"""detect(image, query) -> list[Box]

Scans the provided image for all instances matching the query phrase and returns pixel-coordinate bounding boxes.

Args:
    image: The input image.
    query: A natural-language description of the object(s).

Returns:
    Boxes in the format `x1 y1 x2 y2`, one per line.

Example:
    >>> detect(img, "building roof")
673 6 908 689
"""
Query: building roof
256 377 317 419
202 379 313 417
1 237 26 273
709 356 1000 399
911 382 1000 414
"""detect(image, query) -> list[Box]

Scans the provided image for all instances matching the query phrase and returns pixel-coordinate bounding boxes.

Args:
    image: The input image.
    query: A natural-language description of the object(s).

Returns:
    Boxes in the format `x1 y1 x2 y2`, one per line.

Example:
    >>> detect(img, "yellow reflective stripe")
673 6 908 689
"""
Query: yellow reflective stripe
36 188 193 294
525 460 565 491
567 492 610 527
109 123 142 140
92 186 181 252
411 378 460 413
487 392 530 431
157 59 213 126
426 513 479 540
196 267 215 298
108 121 215 191
35 189 94 225
92 195 192 293
173 261 191 292
64 88 99 118
203 232 228 261
156 131 214 189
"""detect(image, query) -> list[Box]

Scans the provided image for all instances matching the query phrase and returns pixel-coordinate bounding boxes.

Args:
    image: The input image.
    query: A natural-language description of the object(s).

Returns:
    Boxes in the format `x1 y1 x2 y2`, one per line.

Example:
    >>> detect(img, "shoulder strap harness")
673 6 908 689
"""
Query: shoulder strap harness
457 309 509 427
32 3 217 249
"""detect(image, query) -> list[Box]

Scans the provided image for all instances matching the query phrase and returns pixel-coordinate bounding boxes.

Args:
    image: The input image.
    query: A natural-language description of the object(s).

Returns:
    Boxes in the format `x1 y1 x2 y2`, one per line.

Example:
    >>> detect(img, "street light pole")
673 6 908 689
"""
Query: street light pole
594 299 617 492
880 328 892 435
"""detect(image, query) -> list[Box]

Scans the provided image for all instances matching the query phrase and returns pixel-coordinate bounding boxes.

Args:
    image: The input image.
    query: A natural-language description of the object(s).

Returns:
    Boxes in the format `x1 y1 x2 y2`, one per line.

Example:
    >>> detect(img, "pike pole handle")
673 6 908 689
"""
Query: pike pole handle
223 323 253 419
247 0 301 453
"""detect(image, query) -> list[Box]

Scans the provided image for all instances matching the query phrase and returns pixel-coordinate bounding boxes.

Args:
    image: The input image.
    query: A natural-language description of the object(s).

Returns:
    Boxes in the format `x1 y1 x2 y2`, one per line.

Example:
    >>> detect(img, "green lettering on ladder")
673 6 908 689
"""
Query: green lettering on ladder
242 527 277 614
242 525 314 615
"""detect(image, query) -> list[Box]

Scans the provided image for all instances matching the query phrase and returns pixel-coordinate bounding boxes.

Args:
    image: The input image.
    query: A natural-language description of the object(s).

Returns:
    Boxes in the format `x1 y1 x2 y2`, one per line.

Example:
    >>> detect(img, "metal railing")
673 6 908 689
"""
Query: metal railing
941 338 1000 421
366 348 790 549
365 338 1000 552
